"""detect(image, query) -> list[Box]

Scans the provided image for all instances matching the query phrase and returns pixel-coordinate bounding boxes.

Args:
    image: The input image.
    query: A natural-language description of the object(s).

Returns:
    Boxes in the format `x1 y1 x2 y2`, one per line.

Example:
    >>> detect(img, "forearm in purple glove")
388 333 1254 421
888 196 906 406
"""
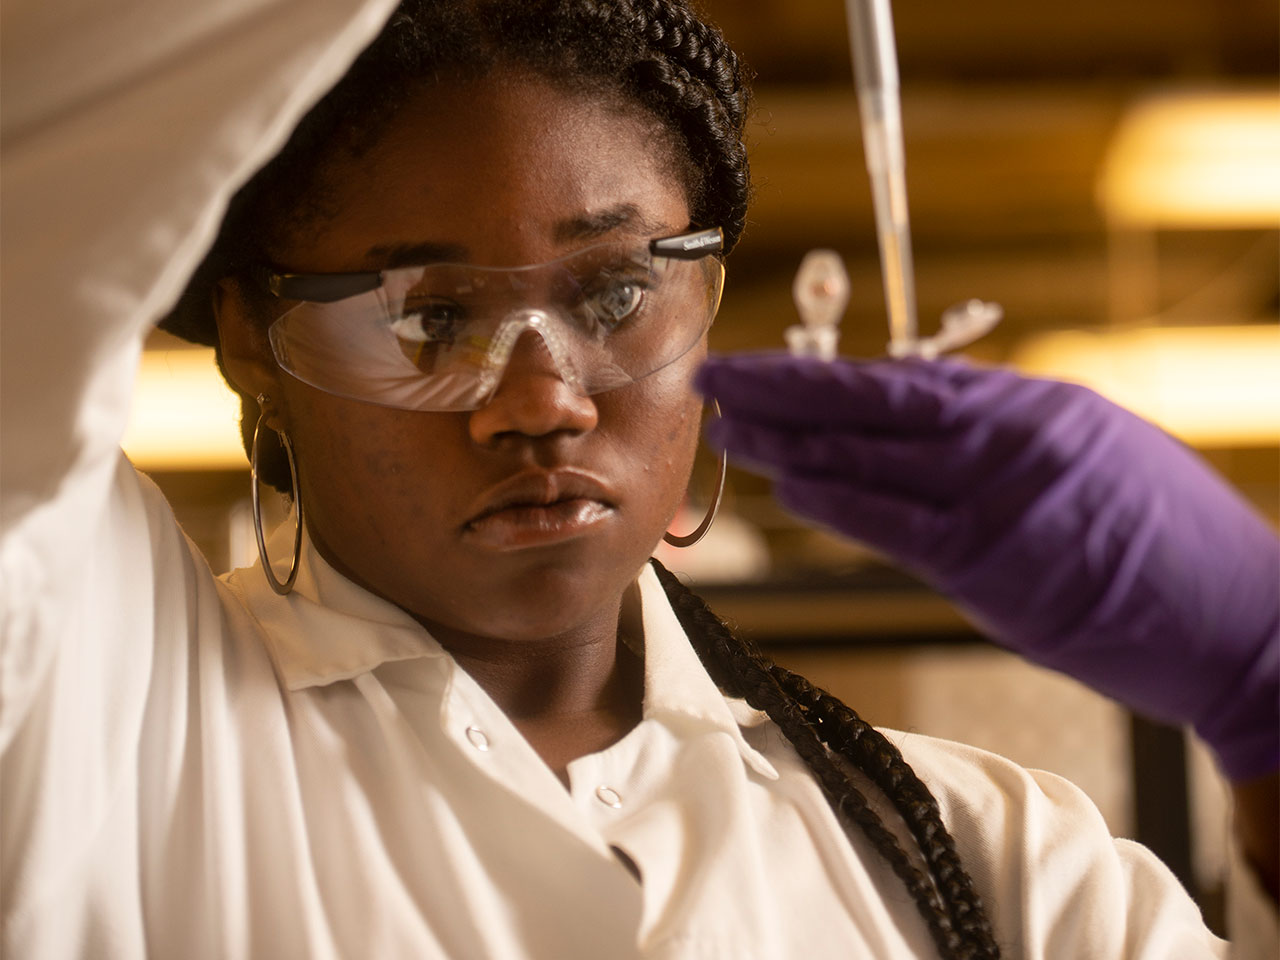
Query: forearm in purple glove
697 353 1279 780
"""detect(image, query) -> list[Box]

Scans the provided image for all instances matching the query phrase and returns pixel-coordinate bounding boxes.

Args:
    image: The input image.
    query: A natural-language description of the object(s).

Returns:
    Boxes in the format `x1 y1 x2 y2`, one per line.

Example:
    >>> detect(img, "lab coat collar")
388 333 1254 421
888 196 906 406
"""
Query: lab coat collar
633 563 780 781
232 520 447 691
234 523 777 780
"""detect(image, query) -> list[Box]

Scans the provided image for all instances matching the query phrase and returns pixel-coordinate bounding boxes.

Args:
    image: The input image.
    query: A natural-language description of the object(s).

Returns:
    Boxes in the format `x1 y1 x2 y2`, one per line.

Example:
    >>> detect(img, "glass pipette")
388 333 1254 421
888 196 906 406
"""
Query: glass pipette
843 0 918 356
784 0 1002 362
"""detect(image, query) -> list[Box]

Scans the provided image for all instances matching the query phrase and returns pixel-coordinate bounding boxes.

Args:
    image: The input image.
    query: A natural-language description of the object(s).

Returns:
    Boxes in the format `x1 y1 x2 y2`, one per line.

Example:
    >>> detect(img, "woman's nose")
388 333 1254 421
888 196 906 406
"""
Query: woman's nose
468 330 599 445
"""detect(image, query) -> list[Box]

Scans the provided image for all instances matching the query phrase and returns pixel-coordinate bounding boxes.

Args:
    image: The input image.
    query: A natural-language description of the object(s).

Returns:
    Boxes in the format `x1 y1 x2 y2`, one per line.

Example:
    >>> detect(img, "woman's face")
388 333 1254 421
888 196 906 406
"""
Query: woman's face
219 71 705 643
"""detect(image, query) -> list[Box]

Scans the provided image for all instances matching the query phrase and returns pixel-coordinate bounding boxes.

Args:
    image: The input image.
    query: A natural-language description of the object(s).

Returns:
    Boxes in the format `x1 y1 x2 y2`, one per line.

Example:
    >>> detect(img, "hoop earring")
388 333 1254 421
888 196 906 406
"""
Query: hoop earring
663 401 727 548
251 395 302 595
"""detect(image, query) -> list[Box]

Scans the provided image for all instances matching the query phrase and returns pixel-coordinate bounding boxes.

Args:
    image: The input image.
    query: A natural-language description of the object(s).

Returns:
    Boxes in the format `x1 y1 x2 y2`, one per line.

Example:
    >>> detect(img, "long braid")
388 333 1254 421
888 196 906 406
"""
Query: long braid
651 558 1002 960
772 666 1000 952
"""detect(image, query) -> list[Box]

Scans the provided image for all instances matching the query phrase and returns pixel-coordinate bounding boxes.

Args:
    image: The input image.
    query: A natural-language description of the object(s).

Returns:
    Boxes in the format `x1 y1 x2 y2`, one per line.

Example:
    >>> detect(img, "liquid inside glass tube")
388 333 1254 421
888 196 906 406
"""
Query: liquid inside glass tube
880 220 917 354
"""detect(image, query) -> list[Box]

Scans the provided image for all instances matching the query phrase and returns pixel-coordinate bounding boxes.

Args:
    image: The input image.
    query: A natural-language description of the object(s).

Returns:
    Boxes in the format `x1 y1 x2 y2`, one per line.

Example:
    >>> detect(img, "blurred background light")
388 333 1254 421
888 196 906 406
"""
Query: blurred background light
123 348 245 470
1098 90 1280 229
1011 324 1280 447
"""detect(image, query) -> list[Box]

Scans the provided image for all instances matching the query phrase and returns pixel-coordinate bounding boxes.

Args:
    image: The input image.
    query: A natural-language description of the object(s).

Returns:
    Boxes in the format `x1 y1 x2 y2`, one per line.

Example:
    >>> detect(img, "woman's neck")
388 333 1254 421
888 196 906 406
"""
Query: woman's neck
426 605 646 785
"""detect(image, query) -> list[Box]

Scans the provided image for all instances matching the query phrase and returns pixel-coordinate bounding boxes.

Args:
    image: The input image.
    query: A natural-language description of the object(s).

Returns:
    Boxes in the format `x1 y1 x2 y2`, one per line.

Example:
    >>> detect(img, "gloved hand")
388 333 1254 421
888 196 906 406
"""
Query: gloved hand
697 354 1279 781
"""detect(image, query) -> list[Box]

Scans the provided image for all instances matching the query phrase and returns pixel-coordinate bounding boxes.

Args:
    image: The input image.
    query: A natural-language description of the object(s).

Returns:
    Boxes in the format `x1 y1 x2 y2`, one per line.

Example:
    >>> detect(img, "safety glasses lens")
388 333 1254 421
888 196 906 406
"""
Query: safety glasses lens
267 237 723 412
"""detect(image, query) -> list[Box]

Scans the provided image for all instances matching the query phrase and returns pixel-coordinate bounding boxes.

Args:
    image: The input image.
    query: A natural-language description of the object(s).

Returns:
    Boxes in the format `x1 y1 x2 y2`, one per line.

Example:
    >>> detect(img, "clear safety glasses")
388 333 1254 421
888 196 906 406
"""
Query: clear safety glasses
260 227 725 412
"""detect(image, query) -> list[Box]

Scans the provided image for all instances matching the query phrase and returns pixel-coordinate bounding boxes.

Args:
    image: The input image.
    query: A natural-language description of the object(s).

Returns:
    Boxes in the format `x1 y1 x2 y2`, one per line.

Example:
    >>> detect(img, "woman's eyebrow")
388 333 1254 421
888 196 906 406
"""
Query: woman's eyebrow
553 204 670 243
363 240 468 268
358 205 671 269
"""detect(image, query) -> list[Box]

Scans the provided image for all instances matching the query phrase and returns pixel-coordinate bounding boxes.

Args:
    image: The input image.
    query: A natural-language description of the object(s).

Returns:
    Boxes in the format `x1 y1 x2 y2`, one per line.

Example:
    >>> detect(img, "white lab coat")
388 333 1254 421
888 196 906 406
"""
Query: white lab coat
1 1 1274 958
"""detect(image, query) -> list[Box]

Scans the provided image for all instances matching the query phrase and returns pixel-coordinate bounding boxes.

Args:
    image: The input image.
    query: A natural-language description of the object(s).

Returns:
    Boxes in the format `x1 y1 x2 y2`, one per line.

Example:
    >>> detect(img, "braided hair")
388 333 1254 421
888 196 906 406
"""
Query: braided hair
652 559 1002 959
162 2 999 954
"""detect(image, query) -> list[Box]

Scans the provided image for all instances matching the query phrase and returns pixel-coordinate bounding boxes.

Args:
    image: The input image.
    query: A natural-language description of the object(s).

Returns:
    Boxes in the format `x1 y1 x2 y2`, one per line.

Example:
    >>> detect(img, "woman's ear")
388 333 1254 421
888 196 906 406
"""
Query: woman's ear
213 275 282 403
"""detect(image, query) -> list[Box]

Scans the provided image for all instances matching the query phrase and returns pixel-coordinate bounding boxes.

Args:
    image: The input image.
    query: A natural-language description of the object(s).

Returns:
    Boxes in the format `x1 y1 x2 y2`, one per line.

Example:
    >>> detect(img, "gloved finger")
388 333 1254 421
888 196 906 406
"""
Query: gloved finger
707 416 970 505
771 471 949 570
696 353 976 433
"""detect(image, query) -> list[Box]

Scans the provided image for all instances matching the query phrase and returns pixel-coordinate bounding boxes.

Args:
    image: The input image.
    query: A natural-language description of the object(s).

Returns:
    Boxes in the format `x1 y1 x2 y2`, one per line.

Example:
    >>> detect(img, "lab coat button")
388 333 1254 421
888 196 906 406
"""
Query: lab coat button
465 725 490 751
595 785 622 808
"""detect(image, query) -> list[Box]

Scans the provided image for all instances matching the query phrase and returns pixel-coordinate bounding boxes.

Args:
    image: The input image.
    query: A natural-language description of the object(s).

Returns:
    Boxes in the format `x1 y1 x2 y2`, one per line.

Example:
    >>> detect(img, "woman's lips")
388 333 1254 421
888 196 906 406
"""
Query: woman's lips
463 469 618 550
464 497 614 550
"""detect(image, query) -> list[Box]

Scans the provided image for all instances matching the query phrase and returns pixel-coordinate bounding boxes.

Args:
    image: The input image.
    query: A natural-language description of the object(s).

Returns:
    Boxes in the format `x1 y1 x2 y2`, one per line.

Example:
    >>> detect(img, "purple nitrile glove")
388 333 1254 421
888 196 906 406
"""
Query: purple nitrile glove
697 353 1279 781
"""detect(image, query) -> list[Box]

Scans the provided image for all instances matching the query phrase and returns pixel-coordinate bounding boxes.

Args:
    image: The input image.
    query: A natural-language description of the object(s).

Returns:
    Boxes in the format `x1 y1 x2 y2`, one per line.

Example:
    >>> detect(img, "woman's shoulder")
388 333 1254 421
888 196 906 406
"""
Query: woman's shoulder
880 726 1102 823
879 727 1226 958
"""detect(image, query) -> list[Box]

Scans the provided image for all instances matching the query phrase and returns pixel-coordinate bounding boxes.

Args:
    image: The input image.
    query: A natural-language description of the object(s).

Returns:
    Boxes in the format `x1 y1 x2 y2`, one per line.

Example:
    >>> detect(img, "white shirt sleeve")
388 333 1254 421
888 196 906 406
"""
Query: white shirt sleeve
0 0 397 746
0 3 395 955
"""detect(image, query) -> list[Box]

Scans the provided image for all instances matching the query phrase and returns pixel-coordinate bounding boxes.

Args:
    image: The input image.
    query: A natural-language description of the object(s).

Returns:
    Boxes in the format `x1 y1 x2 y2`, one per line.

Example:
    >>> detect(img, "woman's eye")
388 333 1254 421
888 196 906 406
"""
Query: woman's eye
583 276 646 330
389 299 466 343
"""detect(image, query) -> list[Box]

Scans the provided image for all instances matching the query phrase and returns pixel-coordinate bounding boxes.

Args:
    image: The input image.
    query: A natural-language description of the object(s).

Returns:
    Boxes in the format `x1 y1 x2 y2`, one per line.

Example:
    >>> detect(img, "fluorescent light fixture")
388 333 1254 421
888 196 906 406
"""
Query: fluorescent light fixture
1011 325 1280 448
1099 90 1280 228
123 349 246 470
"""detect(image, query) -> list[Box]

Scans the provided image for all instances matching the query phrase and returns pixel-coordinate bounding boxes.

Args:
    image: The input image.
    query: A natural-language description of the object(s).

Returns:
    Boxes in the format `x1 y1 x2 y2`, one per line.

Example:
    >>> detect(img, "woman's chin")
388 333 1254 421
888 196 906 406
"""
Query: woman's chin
405 559 645 647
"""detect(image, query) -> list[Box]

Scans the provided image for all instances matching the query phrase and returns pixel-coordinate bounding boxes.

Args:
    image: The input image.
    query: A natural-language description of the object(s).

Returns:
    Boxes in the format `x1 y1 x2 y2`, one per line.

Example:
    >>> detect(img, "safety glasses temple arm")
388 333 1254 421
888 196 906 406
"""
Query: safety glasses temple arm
650 227 723 260
253 226 725 302
252 264 384 303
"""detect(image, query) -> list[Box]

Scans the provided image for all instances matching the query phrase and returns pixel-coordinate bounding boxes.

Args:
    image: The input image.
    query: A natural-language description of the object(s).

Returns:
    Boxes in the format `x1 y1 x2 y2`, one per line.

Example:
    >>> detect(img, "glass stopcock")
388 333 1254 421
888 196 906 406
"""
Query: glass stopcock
786 249 851 361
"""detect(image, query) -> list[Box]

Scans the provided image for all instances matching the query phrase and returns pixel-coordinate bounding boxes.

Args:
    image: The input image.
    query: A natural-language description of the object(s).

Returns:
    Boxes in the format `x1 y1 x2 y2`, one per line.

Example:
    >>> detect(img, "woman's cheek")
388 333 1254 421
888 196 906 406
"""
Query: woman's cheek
620 368 703 516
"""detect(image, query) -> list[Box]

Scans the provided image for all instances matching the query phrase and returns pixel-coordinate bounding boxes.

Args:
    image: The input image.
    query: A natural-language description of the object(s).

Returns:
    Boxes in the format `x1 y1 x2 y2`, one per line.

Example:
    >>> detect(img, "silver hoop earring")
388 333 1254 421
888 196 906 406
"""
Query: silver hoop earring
251 395 302 595
663 400 727 549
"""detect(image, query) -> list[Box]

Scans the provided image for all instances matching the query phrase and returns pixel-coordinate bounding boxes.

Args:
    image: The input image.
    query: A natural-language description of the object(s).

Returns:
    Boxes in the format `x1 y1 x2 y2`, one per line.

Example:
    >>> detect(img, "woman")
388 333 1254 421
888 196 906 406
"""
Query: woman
1 1 1273 958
